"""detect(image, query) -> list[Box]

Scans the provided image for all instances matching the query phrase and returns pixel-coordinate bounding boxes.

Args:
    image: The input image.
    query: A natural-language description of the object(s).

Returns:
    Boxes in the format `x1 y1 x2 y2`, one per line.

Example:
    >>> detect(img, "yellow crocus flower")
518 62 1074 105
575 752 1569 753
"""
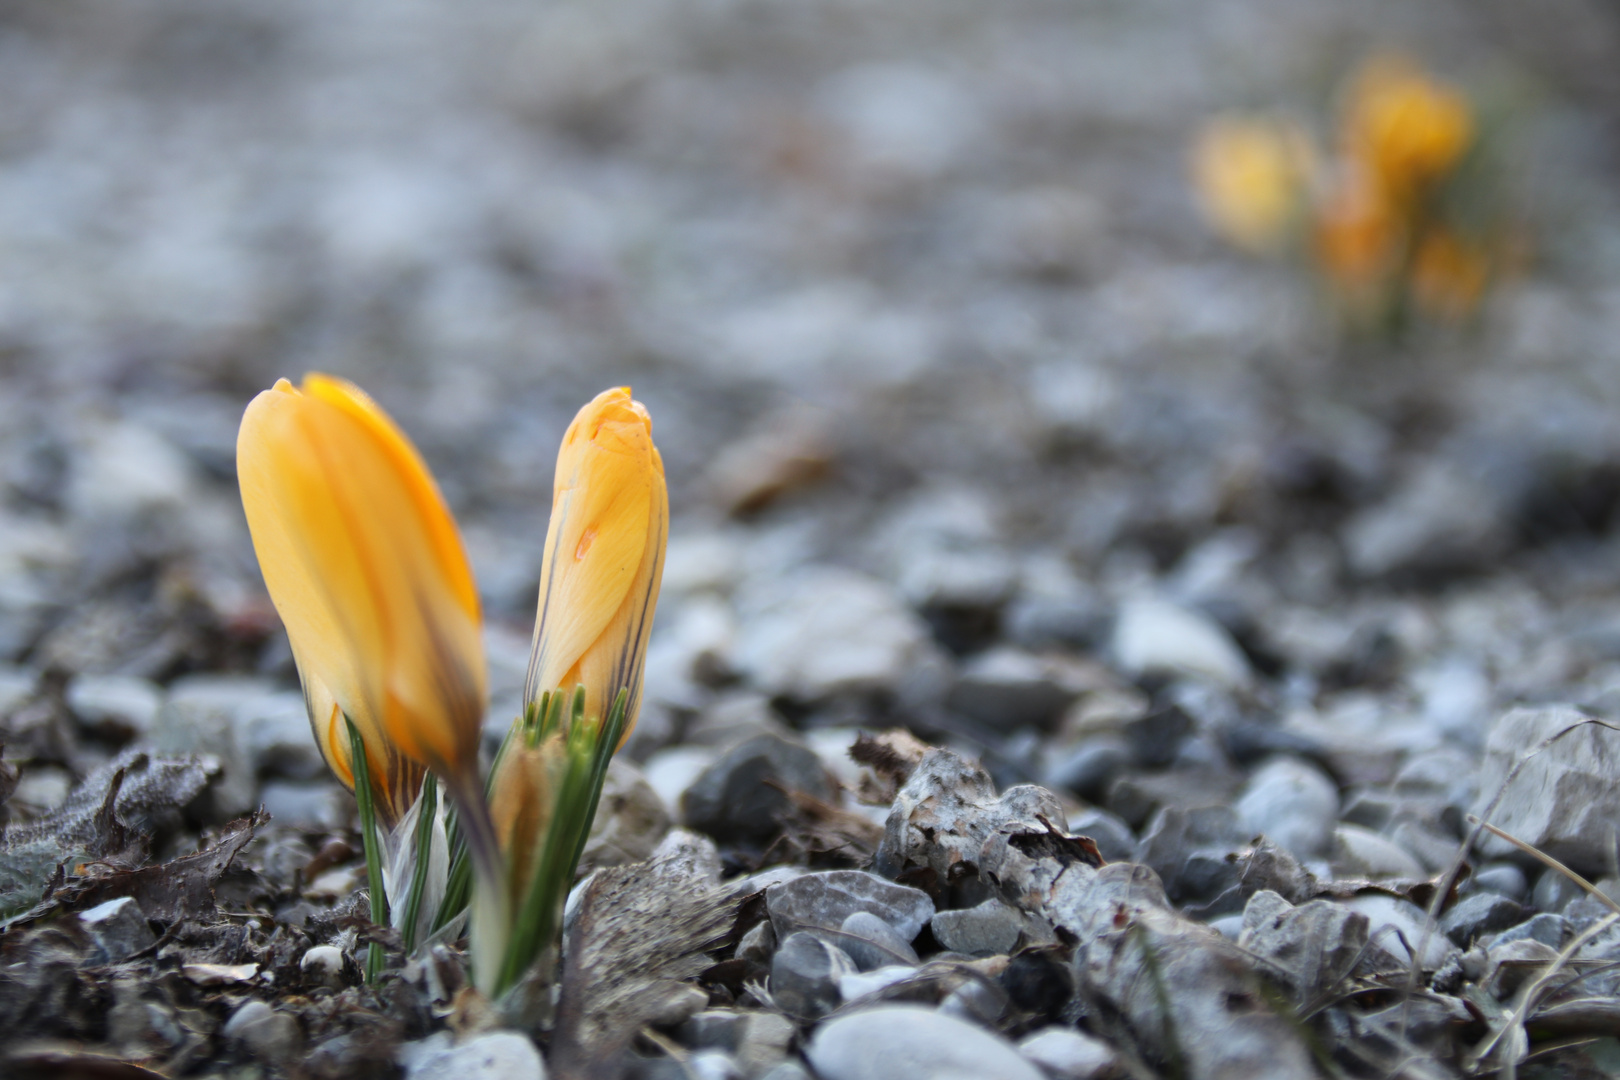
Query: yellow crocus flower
1343 55 1473 203
522 387 667 746
1191 114 1316 255
237 374 487 823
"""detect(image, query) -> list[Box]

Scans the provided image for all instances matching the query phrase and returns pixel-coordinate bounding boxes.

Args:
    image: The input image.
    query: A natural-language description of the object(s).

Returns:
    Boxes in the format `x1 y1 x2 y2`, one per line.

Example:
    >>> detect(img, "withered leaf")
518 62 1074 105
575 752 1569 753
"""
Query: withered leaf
0 750 217 921
44 809 267 926
1007 815 1104 869
551 844 742 1078
849 729 931 801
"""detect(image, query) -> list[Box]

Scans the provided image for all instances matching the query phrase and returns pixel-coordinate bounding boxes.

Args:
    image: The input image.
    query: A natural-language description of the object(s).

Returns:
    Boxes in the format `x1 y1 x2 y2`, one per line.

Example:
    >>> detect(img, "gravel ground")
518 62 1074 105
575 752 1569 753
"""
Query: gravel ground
5 1 1620 1077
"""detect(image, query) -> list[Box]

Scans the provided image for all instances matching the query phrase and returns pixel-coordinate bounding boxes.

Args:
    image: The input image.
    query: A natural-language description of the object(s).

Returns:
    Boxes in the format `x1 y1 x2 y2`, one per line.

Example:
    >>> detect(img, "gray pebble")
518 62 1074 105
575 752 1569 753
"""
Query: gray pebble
1489 912 1570 949
1441 892 1525 946
681 733 832 843
930 897 1024 957
770 931 856 1018
1531 867 1586 914
223 1000 302 1065
79 896 155 964
835 910 919 970
1474 705 1620 878
1468 862 1528 901
259 779 350 830
1041 738 1130 802
838 965 917 1003
757 1064 812 1080
947 647 1087 730
679 1010 743 1051
767 870 934 941
152 675 278 817
737 920 776 963
66 674 163 740
735 1011 795 1075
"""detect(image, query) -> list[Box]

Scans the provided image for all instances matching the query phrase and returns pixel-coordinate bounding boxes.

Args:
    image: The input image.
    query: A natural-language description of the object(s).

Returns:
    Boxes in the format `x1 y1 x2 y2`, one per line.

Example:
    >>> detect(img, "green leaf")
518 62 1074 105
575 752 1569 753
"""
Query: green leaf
491 686 632 997
400 772 437 954
346 717 389 984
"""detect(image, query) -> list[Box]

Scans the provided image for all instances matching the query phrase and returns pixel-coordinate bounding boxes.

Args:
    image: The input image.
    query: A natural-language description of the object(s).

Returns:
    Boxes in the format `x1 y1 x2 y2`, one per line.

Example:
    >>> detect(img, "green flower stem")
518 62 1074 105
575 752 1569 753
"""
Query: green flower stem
433 717 519 934
493 688 629 997
442 767 511 996
400 772 437 954
345 718 389 984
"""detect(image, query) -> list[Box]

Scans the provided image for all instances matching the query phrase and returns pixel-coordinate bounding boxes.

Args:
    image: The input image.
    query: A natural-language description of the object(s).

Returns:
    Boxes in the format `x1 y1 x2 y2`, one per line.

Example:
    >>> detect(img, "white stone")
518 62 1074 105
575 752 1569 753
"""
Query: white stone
401 1031 547 1080
1236 757 1339 859
0 666 33 717
807 1005 1043 1080
300 945 346 988
12 766 71 812
1017 1028 1117 1080
1332 825 1427 880
1113 598 1250 687
81 896 140 926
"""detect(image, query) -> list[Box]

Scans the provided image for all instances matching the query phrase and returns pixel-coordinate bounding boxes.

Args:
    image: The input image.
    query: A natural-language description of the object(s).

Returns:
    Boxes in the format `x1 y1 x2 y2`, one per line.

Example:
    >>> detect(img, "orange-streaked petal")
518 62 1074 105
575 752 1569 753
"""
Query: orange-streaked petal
523 387 668 746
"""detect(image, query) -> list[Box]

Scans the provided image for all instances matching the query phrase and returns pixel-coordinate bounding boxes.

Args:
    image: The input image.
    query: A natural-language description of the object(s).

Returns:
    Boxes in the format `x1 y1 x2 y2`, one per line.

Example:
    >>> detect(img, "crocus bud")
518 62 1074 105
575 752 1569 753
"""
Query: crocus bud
237 374 487 822
522 387 667 746
488 734 561 907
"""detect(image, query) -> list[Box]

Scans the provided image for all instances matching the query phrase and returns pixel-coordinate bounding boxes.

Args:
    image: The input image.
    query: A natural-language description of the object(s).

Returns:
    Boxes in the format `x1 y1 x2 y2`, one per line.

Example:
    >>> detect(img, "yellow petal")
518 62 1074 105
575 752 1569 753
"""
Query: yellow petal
523 388 668 747
1191 115 1315 255
1343 55 1473 199
237 374 486 821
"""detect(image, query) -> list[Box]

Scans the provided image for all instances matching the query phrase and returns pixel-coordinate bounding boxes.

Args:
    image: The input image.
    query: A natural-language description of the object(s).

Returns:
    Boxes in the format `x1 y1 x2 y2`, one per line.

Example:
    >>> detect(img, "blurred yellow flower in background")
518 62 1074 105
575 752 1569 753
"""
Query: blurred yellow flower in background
1191 115 1315 255
237 374 488 821
1342 55 1474 204
1192 52 1512 333
522 387 668 748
